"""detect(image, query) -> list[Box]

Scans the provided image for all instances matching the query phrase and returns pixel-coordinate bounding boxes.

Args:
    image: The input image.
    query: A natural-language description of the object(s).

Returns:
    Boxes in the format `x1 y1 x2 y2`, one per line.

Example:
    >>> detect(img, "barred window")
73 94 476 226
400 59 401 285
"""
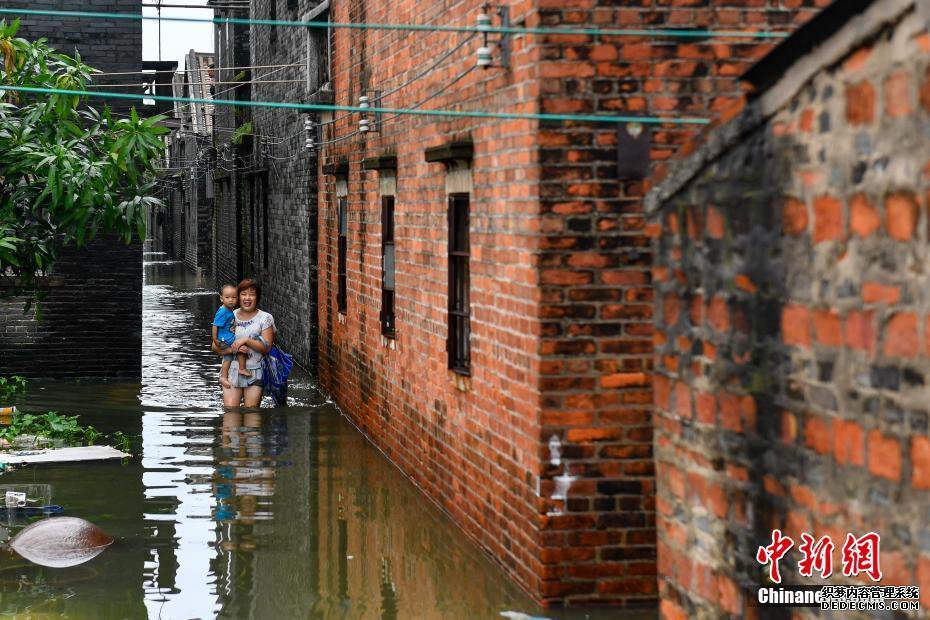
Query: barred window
269 0 278 49
447 193 470 374
380 196 395 337
337 195 347 313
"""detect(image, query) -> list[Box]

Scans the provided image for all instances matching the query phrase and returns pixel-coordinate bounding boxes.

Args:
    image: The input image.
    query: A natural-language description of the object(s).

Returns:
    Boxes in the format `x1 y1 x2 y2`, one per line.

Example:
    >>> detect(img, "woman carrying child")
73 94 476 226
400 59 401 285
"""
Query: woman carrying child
212 279 275 408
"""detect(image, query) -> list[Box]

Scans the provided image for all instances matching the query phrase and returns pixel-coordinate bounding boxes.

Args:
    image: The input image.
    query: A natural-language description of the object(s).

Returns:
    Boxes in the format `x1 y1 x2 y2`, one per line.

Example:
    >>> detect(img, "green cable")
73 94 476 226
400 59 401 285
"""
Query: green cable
0 84 711 125
0 7 789 39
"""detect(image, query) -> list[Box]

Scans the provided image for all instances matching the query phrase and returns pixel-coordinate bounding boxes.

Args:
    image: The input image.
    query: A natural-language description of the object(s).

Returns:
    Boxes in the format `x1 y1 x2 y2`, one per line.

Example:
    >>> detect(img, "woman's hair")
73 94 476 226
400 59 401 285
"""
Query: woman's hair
237 278 261 303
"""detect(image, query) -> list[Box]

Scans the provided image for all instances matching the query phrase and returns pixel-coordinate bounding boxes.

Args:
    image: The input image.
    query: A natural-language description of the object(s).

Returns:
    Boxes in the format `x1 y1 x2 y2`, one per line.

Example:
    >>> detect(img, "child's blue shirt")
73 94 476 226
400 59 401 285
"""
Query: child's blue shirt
213 306 236 346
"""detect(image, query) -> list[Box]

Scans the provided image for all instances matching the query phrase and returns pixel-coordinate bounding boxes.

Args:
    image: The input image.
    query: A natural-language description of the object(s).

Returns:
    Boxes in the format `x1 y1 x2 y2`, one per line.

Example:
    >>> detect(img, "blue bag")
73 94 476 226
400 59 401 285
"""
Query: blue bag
261 345 294 406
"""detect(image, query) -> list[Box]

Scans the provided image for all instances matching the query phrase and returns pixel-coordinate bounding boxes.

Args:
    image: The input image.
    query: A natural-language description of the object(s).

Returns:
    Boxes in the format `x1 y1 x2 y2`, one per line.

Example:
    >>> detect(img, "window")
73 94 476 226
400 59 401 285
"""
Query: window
447 193 470 374
269 0 278 50
380 196 395 337
261 176 269 269
337 195 347 313
305 1 332 94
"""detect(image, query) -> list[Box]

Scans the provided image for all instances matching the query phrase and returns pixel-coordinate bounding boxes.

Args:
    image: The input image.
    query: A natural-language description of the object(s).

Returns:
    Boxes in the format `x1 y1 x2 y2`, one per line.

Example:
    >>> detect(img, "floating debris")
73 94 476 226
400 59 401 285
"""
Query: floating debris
0 446 130 465
9 517 113 568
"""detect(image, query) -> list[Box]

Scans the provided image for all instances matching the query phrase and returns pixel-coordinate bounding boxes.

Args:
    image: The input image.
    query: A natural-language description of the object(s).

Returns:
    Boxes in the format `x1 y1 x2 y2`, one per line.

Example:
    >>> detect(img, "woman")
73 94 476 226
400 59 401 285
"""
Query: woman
213 279 275 408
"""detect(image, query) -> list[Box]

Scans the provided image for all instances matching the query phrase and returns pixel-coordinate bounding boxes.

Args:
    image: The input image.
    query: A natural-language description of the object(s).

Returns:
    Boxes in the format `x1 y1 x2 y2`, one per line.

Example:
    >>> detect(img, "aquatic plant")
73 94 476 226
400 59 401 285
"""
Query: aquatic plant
0 410 132 453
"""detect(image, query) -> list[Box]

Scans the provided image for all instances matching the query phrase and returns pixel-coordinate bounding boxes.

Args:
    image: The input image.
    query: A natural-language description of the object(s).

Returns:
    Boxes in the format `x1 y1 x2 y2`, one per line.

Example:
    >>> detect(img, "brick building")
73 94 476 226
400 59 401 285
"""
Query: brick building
160 51 216 275
647 0 930 616
314 0 825 607
0 0 144 379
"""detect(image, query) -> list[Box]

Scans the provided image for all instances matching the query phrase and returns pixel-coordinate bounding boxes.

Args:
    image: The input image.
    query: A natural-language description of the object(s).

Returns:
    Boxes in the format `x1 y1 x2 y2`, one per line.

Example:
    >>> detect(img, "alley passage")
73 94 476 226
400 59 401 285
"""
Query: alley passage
0 255 556 619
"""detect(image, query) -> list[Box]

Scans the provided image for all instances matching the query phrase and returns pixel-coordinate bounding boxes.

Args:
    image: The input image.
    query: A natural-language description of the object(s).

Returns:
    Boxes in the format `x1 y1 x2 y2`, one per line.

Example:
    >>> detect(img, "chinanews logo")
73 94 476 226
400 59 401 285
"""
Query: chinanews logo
752 531 921 612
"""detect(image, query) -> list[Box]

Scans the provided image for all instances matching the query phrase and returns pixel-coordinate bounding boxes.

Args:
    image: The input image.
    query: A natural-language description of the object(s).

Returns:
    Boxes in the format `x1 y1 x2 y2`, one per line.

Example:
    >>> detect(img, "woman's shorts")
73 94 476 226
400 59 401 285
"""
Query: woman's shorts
226 366 264 389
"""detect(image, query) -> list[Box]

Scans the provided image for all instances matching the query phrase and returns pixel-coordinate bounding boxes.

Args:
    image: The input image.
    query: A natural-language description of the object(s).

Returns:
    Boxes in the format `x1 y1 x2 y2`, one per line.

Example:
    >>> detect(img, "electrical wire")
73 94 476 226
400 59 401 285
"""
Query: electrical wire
316 32 475 131
92 79 305 88
93 63 302 76
0 7 792 39
0 84 711 124
318 64 479 149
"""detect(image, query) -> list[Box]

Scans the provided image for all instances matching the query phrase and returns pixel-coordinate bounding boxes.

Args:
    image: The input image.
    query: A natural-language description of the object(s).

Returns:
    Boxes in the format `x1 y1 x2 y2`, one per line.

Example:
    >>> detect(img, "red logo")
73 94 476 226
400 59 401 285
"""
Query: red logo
757 529 794 584
841 532 882 582
798 533 835 579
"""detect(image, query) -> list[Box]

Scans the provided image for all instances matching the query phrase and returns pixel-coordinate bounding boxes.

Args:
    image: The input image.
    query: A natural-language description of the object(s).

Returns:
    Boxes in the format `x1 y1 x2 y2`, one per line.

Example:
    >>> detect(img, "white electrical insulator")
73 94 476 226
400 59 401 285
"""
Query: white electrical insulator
359 95 371 133
304 117 316 151
476 12 491 30
477 46 493 67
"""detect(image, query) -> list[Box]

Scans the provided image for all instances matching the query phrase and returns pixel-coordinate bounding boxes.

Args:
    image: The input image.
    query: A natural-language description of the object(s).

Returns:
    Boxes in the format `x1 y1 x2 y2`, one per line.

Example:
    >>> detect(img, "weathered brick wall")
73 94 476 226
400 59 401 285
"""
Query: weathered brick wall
649 5 930 617
0 236 142 379
533 0 824 606
244 0 320 371
318 0 547 603
0 0 144 379
6 0 142 114
212 11 251 288
315 0 825 607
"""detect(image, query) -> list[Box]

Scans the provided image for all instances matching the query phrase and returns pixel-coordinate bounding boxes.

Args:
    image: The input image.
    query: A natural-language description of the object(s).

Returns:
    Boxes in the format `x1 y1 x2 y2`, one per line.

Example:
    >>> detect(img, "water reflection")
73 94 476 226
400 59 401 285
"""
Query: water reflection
0 256 631 619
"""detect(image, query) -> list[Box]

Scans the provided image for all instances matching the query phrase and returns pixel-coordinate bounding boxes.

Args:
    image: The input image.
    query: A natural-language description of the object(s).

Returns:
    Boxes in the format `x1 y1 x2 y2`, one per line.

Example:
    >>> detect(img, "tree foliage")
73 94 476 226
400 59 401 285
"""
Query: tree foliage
0 20 167 306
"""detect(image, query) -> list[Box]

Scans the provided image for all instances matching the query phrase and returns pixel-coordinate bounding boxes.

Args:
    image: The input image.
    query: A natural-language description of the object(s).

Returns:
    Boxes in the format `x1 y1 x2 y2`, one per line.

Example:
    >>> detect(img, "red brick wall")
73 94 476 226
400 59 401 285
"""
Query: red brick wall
650 8 930 618
534 0 824 606
317 0 822 607
318 0 549 601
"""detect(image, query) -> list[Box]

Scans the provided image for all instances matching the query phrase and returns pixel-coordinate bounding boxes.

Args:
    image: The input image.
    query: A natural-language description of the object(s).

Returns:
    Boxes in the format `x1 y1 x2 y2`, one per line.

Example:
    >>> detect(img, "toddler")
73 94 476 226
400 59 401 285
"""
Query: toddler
212 284 250 389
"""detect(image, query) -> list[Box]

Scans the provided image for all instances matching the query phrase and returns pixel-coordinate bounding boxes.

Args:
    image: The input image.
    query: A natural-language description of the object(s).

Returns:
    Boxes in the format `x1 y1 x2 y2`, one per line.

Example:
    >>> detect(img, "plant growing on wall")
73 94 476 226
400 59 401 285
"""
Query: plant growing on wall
0 21 168 308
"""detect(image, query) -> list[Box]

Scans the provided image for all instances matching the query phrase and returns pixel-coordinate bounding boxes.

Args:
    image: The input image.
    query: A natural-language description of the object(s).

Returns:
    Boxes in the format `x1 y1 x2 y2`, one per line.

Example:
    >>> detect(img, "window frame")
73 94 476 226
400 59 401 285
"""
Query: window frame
447 193 470 375
380 195 396 338
304 1 332 95
337 194 347 314
269 0 278 50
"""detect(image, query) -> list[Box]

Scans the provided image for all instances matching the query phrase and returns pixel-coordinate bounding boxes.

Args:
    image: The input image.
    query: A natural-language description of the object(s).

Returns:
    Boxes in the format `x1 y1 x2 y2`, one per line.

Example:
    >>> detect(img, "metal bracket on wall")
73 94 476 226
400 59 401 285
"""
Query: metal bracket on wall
498 5 511 69
477 4 511 69
616 120 650 181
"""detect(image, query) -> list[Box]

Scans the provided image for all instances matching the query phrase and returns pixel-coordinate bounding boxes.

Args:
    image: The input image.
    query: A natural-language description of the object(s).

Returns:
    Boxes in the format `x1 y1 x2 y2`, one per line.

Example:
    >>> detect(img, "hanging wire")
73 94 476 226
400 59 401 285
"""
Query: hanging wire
0 84 711 124
314 64 477 149
0 7 792 39
92 79 305 88
93 63 303 76
316 32 475 132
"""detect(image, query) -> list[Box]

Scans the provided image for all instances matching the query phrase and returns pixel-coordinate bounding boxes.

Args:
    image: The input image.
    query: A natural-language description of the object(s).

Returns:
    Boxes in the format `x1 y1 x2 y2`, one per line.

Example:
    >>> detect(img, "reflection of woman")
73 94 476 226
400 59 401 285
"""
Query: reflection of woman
213 279 275 408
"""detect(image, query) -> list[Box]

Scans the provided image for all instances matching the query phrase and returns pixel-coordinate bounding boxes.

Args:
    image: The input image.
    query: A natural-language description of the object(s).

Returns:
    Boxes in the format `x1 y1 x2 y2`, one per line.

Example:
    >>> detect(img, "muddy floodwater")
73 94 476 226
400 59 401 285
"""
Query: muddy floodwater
0 256 635 619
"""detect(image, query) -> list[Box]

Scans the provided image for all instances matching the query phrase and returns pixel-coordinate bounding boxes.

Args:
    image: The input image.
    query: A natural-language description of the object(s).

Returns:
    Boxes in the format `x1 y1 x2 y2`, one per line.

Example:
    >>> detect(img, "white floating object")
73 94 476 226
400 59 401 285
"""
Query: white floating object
0 446 131 465
10 517 113 568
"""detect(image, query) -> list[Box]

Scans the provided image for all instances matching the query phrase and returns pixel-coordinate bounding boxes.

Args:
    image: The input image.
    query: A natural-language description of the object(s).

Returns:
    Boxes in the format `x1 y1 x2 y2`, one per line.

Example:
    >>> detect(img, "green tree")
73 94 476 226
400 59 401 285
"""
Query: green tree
0 21 167 308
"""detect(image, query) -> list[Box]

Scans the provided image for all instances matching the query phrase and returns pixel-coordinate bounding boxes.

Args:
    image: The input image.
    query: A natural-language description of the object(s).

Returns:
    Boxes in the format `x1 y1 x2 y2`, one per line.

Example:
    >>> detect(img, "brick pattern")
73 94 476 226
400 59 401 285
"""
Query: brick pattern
0 0 144 379
212 14 252 289
533 0 824 606
318 0 547 602
243 0 320 372
0 236 142 379
651 17 930 618
312 0 823 608
6 0 142 114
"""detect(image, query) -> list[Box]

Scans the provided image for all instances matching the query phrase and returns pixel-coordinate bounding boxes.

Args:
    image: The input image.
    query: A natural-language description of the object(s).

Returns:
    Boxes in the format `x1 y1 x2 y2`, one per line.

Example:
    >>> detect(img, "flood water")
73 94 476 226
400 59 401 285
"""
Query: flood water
0 255 631 619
